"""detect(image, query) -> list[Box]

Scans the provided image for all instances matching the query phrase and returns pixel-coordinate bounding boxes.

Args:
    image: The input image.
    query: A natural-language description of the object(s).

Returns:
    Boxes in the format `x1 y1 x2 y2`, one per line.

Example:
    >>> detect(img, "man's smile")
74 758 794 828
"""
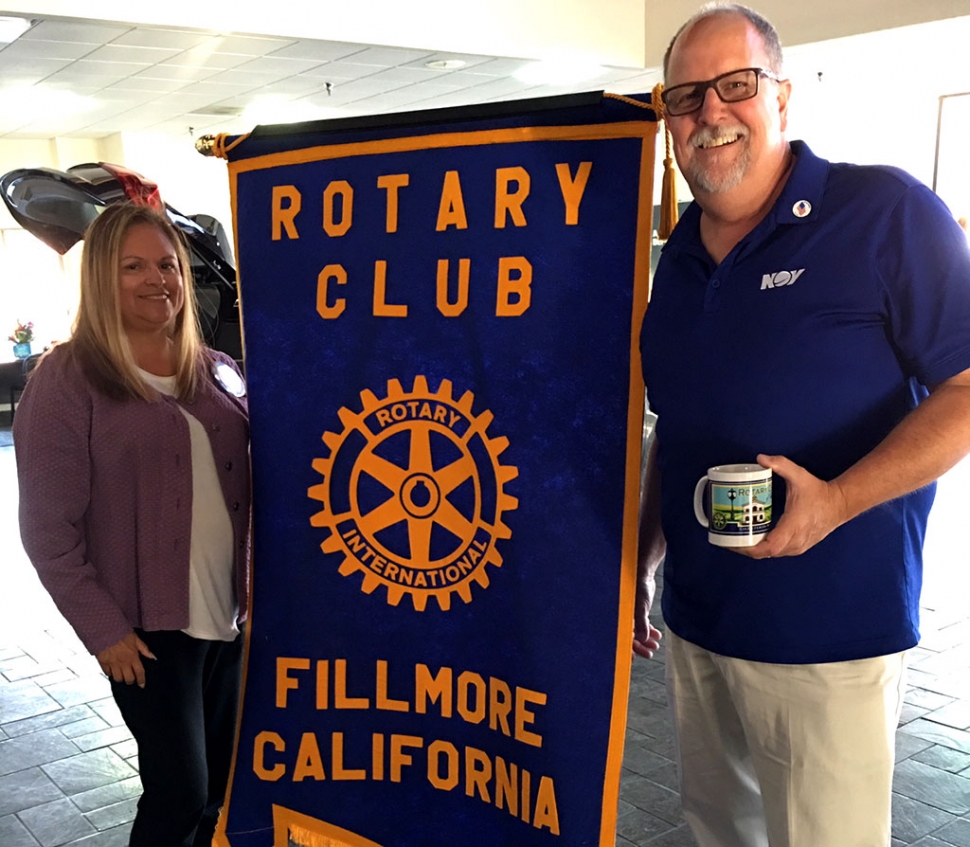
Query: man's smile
698 133 742 149
691 126 749 150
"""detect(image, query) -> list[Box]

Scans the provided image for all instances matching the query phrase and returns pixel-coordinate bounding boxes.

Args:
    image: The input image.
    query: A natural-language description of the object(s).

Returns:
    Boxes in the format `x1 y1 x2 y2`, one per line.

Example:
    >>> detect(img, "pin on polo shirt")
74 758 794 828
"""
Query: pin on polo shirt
793 199 812 217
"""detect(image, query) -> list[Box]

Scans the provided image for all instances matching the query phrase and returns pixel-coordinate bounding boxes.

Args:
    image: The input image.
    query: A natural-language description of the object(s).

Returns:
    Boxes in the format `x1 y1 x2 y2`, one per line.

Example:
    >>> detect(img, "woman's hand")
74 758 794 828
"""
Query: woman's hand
96 632 156 688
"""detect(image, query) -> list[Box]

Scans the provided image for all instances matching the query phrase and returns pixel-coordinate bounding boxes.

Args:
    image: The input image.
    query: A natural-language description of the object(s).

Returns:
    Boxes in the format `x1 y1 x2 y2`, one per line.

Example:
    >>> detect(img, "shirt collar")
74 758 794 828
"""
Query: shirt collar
662 139 829 256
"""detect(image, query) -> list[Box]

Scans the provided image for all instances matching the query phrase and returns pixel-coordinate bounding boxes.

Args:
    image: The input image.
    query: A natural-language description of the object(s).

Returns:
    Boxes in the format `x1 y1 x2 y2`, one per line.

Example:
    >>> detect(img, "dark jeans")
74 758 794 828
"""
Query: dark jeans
111 629 243 847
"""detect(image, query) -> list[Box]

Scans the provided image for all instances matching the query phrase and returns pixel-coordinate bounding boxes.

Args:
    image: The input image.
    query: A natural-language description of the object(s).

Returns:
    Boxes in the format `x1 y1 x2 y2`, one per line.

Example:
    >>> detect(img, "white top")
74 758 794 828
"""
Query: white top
139 368 239 641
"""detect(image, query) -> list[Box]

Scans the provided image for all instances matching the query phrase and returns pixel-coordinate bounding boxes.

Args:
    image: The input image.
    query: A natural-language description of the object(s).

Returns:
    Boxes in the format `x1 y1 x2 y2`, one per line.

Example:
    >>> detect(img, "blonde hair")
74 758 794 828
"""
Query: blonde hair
71 203 203 400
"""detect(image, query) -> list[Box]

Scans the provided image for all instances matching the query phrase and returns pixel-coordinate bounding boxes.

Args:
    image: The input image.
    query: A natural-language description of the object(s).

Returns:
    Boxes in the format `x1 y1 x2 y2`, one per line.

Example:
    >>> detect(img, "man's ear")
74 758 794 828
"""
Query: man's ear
777 78 792 132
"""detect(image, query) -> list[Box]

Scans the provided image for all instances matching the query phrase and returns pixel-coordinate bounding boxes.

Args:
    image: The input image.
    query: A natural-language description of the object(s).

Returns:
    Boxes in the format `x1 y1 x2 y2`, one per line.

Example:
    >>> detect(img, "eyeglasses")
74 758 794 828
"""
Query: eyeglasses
662 67 782 117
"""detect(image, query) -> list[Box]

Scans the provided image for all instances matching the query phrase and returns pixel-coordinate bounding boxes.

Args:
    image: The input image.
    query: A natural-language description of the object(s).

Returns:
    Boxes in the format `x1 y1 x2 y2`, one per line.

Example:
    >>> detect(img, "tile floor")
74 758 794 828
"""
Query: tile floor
2 431 970 846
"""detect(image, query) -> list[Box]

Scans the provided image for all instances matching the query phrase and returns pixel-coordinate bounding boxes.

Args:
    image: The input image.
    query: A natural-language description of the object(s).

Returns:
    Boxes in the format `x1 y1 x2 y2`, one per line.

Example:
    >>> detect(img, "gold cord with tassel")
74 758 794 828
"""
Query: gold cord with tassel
651 83 679 240
604 87 679 240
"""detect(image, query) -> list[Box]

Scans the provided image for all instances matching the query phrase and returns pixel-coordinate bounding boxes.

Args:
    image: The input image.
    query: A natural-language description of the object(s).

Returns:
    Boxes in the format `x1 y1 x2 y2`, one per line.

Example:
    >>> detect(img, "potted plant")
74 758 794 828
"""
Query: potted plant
9 320 33 358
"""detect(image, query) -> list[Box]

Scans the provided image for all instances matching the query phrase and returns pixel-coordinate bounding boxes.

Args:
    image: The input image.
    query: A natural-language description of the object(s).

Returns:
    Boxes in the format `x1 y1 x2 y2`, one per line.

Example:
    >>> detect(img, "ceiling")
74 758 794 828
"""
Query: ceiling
0 16 662 139
2 3 970 155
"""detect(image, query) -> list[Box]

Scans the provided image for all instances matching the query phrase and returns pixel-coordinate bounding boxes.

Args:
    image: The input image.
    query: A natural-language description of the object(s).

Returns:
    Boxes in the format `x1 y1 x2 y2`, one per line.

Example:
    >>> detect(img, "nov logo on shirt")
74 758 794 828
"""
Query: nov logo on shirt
761 269 805 290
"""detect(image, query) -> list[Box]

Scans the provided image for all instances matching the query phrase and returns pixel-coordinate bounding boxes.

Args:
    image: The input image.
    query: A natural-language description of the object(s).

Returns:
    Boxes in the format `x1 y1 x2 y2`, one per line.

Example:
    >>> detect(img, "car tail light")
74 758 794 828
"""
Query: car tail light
98 162 162 209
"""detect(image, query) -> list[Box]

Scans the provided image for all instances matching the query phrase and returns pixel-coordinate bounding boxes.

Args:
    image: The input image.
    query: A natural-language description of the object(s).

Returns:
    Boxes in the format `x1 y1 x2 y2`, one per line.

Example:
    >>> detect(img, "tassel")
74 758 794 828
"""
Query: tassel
652 83 679 241
658 147 678 241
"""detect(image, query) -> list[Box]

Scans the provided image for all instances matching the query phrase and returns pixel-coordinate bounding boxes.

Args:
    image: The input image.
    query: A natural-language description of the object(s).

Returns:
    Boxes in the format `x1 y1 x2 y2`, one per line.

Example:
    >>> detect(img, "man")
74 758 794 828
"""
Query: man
634 4 970 845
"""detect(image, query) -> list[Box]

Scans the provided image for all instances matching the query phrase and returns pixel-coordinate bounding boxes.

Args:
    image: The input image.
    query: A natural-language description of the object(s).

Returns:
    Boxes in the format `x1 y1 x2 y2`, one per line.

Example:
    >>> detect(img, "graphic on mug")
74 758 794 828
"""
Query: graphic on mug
709 481 772 535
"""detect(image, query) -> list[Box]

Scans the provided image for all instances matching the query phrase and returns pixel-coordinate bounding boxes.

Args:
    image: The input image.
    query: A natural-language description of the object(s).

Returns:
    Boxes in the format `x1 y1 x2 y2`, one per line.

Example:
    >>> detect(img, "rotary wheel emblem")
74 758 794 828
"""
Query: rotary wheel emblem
308 376 519 610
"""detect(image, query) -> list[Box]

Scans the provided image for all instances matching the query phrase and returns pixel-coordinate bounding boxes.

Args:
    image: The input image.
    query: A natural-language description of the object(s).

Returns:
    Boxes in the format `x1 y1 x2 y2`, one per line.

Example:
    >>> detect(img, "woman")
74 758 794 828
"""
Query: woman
14 202 251 847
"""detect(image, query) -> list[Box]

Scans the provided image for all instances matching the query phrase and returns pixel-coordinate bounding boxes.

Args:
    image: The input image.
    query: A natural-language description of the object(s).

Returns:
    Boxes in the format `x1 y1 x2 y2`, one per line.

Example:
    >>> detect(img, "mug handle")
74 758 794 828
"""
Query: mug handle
693 475 710 528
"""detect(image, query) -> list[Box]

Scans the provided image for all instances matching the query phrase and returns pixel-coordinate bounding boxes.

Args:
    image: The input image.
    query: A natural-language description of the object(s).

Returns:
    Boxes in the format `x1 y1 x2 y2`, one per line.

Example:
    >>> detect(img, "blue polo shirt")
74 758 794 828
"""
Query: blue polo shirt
641 141 970 664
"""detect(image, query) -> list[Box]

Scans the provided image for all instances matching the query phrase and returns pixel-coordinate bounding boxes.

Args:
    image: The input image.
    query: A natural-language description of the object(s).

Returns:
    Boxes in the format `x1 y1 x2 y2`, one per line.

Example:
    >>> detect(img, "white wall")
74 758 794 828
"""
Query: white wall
0 137 109 354
643 0 970 68
115 132 233 236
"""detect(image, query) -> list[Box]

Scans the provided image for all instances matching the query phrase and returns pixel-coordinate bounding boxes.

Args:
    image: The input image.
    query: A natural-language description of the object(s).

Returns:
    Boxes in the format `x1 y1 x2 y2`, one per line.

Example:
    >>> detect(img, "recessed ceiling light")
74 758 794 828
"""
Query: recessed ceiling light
0 16 30 43
514 60 607 86
426 59 466 70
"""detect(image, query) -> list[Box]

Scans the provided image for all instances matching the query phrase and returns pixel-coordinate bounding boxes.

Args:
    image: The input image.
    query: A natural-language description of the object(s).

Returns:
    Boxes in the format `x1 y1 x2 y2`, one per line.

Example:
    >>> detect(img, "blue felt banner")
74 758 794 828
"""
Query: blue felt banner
216 94 657 847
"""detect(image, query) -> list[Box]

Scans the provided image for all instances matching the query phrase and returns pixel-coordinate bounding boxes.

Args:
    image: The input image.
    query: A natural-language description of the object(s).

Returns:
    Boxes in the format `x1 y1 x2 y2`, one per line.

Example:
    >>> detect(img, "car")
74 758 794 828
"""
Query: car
0 161 241 359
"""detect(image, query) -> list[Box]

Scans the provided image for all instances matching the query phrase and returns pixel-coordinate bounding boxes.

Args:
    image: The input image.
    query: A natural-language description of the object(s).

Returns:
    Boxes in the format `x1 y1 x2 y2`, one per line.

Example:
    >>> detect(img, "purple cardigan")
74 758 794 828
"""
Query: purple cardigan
14 344 251 655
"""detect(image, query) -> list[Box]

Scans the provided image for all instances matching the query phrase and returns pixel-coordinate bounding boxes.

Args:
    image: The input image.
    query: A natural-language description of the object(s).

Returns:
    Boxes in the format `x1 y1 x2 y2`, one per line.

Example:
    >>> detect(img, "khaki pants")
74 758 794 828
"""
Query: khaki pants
665 630 907 847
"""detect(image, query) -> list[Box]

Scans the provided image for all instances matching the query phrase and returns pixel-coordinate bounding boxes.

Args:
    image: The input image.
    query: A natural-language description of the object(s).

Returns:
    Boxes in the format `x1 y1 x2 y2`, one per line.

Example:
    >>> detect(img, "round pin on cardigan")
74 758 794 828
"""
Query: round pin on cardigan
792 199 812 218
213 362 246 397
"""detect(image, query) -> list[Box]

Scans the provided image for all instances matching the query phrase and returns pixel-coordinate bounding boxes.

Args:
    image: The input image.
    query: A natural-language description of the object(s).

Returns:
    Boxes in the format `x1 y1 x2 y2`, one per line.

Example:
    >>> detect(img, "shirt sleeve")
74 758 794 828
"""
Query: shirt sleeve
878 183 970 387
13 353 133 655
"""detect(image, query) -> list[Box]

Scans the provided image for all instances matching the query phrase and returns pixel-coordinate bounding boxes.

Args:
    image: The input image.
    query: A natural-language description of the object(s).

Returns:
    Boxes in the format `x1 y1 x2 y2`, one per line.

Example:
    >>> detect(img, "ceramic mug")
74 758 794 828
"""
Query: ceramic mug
693 463 772 547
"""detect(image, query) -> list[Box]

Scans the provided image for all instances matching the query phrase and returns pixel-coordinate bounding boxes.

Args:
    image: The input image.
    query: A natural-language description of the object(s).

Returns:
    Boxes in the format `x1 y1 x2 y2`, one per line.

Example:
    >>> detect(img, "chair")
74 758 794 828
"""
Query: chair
10 352 43 423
